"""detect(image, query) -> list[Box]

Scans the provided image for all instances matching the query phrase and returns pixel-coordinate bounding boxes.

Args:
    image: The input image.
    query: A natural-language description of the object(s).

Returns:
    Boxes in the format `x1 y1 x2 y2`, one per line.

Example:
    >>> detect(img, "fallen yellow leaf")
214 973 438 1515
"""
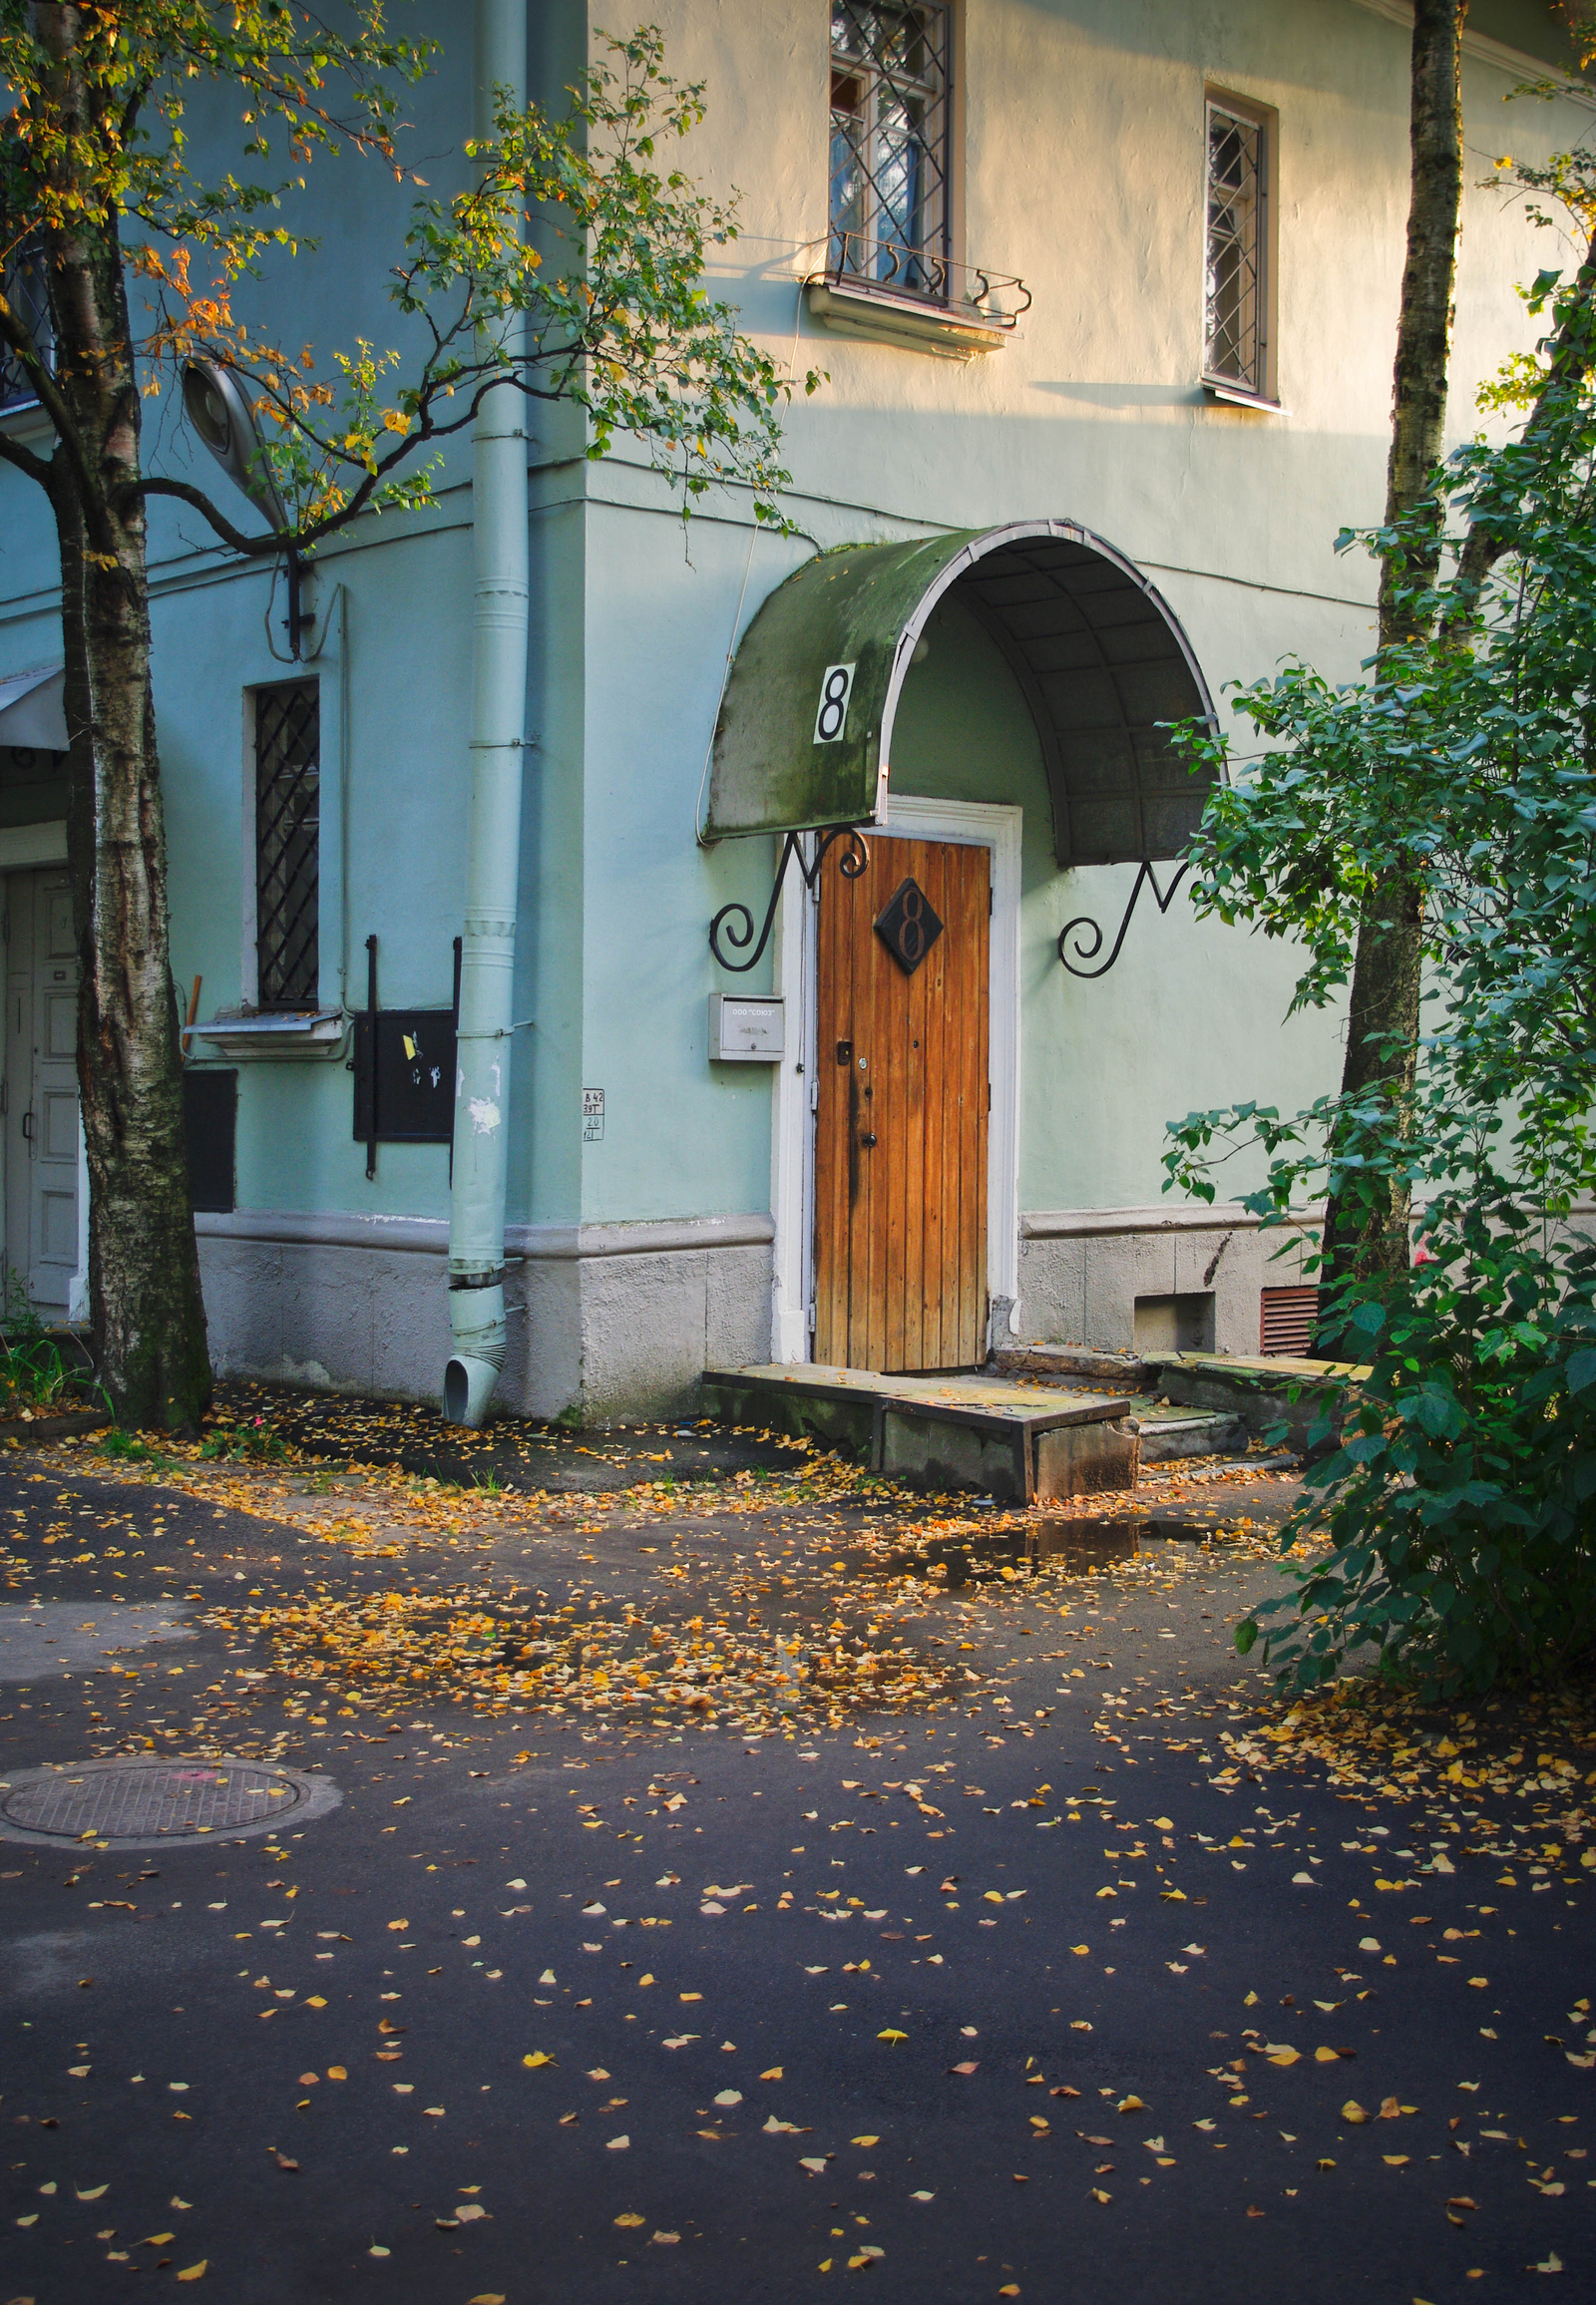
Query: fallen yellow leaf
1342 2102 1369 2124
523 2052 556 2069
760 2067 783 2081
851 2134 880 2146
327 2067 347 2082
878 2029 908 2044
1314 2048 1341 2064
614 2214 645 2227
305 1997 327 2010
176 2263 207 2282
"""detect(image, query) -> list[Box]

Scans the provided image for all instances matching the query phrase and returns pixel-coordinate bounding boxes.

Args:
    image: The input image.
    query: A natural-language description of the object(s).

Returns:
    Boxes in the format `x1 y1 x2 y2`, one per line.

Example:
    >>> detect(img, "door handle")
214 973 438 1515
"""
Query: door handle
859 1130 877 1148
20 1108 33 1143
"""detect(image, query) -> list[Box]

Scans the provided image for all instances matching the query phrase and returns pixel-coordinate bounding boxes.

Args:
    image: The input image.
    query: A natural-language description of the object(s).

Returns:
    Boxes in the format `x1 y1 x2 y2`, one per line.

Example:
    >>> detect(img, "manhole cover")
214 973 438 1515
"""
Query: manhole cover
0 1758 338 1849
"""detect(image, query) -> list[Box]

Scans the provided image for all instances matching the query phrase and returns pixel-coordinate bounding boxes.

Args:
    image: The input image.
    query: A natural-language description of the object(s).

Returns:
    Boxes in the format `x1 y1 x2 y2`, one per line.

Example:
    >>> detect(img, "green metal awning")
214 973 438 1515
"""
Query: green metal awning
703 520 1219 867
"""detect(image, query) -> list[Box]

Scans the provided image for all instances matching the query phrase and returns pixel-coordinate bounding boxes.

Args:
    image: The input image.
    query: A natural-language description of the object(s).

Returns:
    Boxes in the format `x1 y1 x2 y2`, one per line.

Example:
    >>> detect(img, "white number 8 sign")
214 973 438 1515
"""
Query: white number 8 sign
813 661 856 745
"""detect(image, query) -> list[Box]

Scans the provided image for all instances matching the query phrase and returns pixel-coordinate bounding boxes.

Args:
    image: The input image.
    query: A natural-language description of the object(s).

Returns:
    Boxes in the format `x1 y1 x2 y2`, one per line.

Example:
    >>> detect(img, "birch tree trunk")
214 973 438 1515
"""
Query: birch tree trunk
1314 0 1467 1344
39 26 211 1428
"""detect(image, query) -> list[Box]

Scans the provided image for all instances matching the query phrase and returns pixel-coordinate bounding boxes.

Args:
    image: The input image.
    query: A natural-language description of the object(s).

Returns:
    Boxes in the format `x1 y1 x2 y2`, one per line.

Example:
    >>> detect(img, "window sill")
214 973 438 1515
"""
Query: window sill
188 1009 347 1062
0 397 53 439
1201 377 1287 415
805 275 1015 359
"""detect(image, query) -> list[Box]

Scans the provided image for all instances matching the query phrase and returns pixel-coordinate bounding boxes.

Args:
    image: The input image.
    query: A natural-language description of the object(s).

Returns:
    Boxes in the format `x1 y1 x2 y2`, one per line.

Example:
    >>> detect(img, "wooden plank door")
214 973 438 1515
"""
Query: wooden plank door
814 833 989 1371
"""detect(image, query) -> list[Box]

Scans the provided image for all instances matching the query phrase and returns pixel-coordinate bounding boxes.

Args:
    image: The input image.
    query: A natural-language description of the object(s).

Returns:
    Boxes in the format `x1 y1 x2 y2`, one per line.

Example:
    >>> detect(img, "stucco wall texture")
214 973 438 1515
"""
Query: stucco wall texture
0 1 1588 1414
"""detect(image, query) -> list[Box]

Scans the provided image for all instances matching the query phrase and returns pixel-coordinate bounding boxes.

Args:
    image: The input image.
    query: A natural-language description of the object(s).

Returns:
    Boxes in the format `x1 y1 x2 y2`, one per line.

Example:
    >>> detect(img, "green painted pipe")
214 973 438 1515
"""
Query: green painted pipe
445 0 529 1428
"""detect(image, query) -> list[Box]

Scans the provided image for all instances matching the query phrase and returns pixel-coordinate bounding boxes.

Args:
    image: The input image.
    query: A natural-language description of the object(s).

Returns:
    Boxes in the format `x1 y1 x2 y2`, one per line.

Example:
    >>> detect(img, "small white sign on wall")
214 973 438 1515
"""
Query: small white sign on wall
709 993 785 1063
582 1086 604 1141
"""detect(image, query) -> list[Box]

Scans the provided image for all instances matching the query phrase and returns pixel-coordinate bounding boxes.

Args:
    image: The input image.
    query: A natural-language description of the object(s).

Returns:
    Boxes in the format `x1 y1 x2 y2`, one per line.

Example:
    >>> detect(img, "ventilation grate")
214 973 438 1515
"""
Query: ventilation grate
1259 1286 1319 1357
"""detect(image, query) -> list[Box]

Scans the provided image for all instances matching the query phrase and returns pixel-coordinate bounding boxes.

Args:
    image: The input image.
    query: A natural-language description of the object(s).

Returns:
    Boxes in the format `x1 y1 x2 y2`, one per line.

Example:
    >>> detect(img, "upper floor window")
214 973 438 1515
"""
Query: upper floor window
254 679 319 1010
1204 95 1273 401
0 238 54 413
829 2 952 301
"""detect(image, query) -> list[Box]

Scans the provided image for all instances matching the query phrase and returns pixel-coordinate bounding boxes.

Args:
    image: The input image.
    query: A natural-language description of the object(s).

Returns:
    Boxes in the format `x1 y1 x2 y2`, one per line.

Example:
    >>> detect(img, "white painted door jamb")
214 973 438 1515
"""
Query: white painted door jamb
768 795 1022 1363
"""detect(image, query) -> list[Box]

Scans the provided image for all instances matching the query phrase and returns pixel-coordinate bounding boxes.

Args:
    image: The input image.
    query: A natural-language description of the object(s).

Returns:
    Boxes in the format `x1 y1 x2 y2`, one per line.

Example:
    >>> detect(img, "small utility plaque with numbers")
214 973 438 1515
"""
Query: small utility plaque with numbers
709 993 785 1062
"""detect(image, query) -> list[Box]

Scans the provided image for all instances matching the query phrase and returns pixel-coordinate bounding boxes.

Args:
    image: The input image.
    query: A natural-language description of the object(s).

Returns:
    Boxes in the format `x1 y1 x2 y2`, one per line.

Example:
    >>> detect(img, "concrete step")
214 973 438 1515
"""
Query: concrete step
1125 1403 1249 1463
700 1364 1139 1502
994 1343 1150 1394
1143 1348 1363 1452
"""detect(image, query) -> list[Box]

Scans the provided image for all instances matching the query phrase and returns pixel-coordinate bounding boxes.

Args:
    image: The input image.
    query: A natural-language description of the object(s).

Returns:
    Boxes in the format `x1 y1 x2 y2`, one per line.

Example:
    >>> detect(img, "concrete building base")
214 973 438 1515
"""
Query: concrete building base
1017 1204 1318 1362
196 1210 774 1422
196 1202 1320 1425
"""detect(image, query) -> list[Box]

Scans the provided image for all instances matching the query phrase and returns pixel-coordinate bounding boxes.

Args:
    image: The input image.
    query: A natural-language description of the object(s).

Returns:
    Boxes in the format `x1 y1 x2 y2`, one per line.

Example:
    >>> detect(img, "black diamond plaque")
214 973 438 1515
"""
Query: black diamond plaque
873 876 944 976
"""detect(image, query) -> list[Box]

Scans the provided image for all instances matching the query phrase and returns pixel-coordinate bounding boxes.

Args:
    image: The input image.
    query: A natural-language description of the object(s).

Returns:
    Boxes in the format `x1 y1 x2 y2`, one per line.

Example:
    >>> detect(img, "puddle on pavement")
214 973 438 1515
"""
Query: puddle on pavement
887 1510 1229 1587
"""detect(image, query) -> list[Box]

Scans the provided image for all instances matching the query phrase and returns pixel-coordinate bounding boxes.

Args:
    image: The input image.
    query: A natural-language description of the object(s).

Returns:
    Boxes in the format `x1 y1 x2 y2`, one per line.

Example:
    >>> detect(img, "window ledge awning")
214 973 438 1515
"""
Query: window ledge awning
805 276 1017 358
0 664 67 752
703 521 1218 866
189 1010 346 1062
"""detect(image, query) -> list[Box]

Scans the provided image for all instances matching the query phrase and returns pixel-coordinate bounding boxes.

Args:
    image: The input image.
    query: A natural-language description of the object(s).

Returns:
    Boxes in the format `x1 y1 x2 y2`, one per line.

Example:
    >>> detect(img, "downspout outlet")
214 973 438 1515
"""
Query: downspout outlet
444 1279 506 1428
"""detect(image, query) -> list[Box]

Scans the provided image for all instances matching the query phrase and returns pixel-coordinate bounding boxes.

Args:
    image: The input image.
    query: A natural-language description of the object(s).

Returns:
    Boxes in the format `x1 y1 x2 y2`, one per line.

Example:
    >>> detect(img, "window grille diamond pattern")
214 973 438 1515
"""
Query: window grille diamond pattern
255 681 319 1010
829 1 951 299
0 238 54 412
1205 103 1265 394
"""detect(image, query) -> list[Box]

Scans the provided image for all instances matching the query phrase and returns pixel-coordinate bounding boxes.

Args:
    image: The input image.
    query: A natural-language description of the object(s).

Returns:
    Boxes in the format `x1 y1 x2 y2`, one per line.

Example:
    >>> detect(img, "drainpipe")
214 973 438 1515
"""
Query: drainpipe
444 0 530 1426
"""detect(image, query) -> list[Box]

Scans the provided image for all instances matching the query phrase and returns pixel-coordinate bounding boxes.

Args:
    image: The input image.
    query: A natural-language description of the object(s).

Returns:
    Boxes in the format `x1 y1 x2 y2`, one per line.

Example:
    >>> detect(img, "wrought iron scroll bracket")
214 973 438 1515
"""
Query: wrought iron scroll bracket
1056 857 1191 981
709 827 869 974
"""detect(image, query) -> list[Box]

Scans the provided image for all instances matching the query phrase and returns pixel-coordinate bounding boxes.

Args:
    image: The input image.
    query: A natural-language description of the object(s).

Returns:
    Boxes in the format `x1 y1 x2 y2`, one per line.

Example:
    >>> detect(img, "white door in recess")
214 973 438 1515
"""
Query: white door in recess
3 869 80 1318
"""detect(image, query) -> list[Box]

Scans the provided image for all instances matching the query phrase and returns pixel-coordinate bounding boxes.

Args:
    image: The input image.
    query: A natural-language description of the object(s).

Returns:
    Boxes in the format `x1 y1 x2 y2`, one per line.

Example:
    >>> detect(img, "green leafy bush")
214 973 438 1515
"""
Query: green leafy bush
1167 268 1596 1695
0 1282 96 1418
1236 1218 1596 1695
200 1413 287 1463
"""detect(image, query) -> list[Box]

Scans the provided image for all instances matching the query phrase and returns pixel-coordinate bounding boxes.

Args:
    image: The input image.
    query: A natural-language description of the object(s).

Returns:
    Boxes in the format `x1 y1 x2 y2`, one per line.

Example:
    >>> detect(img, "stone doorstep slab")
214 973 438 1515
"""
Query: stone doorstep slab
700 1365 1134 1504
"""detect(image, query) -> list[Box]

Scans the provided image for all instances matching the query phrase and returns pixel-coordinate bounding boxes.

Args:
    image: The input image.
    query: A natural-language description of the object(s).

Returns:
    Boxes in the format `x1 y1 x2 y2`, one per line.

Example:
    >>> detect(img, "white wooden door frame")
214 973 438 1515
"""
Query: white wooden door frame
0 845 89 1325
768 793 1022 1363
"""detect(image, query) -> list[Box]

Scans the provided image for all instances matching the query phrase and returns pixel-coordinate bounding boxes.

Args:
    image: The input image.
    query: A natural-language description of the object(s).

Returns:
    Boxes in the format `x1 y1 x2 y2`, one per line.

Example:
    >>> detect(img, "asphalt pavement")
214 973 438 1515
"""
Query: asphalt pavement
0 1444 1590 2304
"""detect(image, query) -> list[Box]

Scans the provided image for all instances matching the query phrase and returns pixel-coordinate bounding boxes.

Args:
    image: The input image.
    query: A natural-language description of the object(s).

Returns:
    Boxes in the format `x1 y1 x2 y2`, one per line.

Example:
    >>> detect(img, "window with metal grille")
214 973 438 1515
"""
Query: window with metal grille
254 681 320 1010
1 237 54 412
1260 1286 1319 1357
1204 98 1268 397
829 2 951 300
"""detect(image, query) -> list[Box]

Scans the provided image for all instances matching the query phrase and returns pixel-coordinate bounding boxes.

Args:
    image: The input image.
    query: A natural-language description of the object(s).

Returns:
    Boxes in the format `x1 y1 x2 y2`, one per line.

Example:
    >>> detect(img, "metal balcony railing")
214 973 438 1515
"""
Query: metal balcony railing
821 229 1031 328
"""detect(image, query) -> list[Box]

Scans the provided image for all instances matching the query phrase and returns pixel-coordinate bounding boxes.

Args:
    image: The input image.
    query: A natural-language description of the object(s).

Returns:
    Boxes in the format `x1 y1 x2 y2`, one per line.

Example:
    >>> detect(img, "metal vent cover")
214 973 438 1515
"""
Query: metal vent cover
0 1757 339 1849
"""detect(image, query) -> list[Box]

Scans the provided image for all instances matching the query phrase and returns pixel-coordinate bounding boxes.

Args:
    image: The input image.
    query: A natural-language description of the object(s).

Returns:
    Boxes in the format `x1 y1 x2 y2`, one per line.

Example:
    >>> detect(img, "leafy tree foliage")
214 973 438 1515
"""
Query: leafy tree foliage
1165 267 1596 1695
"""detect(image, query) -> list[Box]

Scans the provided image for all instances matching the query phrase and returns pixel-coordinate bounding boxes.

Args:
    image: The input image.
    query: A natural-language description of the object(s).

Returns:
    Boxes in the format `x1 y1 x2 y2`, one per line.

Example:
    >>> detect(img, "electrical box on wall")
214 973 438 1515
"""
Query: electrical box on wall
709 992 784 1063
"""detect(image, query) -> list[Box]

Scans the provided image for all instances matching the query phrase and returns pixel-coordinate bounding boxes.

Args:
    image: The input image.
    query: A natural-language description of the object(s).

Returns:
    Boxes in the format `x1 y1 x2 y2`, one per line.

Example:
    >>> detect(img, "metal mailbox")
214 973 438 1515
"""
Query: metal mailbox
709 992 785 1063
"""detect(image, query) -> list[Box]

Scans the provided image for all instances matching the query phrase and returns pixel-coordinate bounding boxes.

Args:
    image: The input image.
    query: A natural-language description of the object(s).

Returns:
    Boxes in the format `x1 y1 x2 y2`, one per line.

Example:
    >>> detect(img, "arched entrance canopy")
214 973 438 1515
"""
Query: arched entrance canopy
704 521 1218 867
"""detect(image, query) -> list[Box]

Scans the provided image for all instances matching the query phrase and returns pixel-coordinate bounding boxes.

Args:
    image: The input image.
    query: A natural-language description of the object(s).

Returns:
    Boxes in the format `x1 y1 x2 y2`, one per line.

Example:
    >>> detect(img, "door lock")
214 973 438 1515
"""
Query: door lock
859 1130 878 1148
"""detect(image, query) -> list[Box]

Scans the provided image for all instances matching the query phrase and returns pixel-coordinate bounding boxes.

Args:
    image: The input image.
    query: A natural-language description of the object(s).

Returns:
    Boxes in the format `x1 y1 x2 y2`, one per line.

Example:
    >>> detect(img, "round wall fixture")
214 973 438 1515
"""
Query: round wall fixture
0 1757 340 1850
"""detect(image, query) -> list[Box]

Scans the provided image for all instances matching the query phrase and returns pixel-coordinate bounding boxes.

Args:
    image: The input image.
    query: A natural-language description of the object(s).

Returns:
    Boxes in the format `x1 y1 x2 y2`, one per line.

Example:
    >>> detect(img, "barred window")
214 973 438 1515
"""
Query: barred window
254 681 319 1010
1204 99 1268 397
1 238 54 412
829 2 951 299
